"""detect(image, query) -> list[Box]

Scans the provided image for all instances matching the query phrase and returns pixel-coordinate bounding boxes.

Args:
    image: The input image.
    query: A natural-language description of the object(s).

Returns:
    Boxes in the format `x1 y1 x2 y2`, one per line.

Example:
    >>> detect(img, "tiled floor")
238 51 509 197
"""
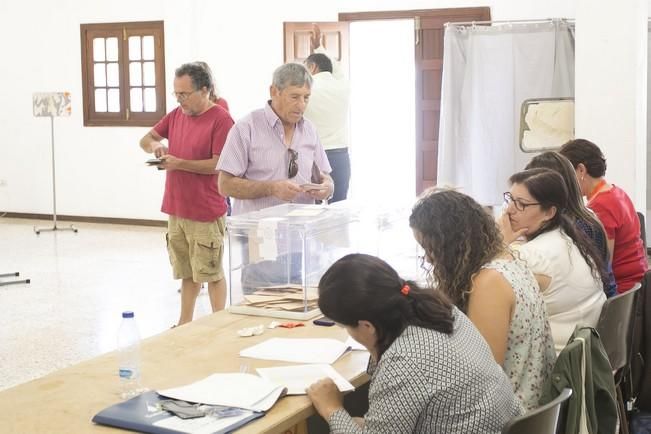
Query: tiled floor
0 217 215 391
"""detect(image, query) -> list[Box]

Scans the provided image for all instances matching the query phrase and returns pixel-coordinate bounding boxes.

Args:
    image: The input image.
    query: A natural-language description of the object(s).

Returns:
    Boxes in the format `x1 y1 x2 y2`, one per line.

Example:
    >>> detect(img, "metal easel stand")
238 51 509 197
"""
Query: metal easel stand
34 116 78 235
0 272 30 287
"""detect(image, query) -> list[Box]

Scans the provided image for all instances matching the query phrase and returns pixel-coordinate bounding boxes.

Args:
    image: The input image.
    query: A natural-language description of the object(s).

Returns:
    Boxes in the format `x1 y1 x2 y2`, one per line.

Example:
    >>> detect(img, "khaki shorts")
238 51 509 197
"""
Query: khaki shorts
166 216 225 282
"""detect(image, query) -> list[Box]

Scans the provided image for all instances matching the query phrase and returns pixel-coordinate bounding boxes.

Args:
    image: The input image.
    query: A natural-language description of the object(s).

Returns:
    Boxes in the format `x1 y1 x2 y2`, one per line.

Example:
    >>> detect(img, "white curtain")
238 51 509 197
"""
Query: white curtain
437 21 575 206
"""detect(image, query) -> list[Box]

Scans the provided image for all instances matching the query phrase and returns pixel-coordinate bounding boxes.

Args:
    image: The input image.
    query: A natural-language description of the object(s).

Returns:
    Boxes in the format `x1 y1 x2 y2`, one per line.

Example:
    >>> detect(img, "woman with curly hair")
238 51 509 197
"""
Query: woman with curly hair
500 168 608 352
409 189 555 410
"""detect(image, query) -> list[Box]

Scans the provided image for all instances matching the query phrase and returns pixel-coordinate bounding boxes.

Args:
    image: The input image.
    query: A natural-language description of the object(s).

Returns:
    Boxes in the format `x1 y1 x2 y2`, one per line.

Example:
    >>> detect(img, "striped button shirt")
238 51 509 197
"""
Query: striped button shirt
216 102 332 215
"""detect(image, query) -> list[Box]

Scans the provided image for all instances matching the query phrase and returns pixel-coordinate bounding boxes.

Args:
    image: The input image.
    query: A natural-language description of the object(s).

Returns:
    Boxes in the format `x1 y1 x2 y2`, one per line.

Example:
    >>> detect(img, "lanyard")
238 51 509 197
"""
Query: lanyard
587 179 607 202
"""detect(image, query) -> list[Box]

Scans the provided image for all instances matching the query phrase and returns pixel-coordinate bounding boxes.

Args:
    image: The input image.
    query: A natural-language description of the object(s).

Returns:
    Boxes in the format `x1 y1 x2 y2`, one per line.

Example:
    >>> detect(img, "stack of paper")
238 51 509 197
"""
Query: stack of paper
256 364 354 395
240 338 351 364
92 390 264 434
286 207 327 217
242 285 319 312
157 373 287 412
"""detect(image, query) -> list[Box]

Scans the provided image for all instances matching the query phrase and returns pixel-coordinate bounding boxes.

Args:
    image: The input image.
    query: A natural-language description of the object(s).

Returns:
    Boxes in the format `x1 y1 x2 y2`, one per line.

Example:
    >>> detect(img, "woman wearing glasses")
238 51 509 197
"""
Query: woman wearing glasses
409 189 555 411
501 168 608 352
525 151 617 297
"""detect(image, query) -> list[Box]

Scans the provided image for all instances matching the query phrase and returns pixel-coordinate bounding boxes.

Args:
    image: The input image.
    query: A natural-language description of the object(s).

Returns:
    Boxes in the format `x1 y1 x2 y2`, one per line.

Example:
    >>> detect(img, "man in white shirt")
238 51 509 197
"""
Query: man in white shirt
304 25 351 202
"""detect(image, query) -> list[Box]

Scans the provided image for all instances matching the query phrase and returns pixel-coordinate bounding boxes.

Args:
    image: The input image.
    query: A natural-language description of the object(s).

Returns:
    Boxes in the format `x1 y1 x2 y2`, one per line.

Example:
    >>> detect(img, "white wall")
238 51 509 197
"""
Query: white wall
0 0 578 220
575 0 647 213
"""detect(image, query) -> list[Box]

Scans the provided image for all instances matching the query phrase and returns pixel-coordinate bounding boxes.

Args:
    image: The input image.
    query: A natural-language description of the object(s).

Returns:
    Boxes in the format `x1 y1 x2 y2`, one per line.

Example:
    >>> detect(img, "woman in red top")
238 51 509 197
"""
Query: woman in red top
195 61 229 112
560 139 648 292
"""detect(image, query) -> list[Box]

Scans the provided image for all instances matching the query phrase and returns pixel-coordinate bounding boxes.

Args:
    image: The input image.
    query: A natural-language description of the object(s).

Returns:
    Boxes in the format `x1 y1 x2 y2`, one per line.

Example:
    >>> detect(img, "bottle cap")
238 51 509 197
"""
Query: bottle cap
122 311 135 318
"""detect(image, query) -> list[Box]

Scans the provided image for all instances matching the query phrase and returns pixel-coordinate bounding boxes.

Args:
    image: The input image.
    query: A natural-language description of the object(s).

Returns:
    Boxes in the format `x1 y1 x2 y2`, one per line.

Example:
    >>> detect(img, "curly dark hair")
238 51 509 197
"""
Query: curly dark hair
409 189 504 313
175 62 213 92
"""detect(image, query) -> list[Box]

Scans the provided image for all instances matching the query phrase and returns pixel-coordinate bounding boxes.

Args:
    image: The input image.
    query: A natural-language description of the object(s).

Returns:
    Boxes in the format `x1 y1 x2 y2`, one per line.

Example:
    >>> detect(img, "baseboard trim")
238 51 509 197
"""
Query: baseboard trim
1 212 166 227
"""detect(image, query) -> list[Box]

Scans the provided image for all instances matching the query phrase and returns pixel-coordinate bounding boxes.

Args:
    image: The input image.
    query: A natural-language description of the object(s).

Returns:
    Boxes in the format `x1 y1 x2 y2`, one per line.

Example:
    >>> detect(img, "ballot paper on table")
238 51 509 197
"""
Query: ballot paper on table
153 411 259 434
345 336 368 351
256 364 354 395
240 338 351 364
285 205 327 217
157 373 287 412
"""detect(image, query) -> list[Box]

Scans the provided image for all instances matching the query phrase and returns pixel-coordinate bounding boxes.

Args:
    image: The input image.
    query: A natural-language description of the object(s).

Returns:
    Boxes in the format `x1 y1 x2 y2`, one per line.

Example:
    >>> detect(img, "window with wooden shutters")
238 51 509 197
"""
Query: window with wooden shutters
80 21 166 127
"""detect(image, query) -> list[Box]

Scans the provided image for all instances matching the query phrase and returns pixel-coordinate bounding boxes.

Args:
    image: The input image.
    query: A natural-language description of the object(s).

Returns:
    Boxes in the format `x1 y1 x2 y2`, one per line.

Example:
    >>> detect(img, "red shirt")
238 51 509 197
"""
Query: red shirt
589 185 648 292
154 105 234 221
216 98 229 112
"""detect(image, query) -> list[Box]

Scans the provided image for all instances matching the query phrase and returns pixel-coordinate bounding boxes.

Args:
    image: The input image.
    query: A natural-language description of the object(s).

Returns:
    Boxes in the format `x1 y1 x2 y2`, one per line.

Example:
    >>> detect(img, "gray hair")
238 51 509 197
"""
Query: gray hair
272 63 312 91
175 62 213 91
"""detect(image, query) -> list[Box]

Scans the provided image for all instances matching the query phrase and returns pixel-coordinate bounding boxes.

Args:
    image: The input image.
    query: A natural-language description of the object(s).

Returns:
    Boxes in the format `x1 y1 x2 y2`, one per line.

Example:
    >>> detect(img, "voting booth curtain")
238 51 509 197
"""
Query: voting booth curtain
437 20 575 206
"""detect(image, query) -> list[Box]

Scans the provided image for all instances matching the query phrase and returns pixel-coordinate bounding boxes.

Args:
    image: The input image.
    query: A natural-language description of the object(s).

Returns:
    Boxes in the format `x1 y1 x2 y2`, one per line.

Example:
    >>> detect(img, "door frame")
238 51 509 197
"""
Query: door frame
338 7 491 194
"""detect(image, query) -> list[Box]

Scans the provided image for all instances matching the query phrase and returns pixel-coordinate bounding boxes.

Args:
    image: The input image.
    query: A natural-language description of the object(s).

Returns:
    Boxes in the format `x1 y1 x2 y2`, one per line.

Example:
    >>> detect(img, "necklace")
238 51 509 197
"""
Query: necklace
588 179 607 202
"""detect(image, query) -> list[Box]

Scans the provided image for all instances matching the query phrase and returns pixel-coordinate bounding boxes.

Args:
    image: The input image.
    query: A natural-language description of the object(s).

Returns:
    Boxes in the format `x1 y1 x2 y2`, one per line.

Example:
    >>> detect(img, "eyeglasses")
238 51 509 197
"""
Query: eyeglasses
287 149 298 178
171 90 198 102
503 192 541 212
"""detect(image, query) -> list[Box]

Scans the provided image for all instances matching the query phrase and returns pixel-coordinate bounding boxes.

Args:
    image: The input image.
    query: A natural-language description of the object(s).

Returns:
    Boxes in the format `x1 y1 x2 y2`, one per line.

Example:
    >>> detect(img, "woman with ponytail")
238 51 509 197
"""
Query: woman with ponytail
501 168 607 352
409 189 555 410
306 254 521 433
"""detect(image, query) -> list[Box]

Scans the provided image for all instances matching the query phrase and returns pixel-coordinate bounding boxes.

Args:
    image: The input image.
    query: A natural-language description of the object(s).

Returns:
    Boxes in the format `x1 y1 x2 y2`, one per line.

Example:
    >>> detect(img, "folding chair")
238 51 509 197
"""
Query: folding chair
502 388 572 434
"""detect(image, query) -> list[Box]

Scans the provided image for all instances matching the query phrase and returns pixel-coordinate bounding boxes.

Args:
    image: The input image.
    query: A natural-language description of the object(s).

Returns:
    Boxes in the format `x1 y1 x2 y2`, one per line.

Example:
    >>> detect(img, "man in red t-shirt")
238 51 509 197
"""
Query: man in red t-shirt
139 62 234 325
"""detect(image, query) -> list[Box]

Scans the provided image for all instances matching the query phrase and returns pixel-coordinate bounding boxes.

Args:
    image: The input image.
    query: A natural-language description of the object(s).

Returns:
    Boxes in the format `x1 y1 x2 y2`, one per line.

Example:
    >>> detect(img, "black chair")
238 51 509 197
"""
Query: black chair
502 388 572 434
597 284 641 434
638 211 647 251
631 270 651 412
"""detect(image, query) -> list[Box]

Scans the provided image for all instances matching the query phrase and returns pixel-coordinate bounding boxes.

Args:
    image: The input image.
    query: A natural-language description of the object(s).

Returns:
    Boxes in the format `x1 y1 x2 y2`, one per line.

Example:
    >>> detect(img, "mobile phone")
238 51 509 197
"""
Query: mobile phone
146 158 163 165
313 317 335 327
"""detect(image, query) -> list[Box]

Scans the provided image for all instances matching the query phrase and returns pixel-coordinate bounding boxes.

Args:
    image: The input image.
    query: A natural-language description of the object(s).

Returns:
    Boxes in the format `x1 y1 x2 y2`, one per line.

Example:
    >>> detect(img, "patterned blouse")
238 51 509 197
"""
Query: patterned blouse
483 258 557 410
328 309 523 433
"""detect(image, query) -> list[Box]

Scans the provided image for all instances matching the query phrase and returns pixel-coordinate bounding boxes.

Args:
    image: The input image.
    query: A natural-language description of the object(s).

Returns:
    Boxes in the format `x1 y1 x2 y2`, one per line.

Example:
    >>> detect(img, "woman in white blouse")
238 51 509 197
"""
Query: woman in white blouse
500 168 608 352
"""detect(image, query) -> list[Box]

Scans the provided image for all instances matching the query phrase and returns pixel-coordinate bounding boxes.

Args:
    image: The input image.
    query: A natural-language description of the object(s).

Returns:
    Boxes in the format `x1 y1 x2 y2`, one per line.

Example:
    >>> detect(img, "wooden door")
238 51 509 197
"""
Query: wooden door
286 9 490 195
415 8 490 194
283 22 349 69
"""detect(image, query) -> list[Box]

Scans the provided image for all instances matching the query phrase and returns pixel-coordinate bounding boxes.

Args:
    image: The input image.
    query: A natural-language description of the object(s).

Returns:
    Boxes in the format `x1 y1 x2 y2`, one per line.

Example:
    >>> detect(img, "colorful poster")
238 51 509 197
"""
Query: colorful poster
32 92 71 117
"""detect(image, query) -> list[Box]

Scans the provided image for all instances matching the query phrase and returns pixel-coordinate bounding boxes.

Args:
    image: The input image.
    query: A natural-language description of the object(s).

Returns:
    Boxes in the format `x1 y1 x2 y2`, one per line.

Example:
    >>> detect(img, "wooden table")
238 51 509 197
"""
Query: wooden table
1 311 370 433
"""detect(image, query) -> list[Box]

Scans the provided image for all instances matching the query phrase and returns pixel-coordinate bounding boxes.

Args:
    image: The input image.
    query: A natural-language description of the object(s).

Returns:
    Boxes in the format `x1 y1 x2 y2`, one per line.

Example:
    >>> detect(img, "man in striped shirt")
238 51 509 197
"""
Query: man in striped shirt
217 63 333 216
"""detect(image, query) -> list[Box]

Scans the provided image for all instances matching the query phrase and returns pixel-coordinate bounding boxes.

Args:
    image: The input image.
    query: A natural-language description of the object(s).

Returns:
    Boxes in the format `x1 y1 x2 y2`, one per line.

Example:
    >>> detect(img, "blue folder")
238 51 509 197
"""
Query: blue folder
92 391 265 434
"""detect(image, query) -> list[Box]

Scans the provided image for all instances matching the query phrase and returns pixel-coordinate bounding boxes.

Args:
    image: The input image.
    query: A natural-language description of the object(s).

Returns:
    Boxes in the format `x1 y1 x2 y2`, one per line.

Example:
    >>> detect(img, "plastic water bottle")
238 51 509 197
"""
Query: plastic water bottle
117 311 142 399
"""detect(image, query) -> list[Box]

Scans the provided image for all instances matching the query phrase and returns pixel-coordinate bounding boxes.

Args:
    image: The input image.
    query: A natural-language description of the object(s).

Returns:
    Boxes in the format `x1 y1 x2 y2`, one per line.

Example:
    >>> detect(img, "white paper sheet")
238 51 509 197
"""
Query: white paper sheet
256 364 354 395
257 218 283 260
157 373 286 412
153 411 255 434
240 338 350 364
286 206 327 217
345 336 368 352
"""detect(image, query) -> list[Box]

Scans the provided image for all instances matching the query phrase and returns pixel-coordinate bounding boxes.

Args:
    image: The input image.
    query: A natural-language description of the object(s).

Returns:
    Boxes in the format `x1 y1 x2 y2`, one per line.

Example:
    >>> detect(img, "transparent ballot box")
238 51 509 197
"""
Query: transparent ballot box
332 201 423 284
226 203 358 320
